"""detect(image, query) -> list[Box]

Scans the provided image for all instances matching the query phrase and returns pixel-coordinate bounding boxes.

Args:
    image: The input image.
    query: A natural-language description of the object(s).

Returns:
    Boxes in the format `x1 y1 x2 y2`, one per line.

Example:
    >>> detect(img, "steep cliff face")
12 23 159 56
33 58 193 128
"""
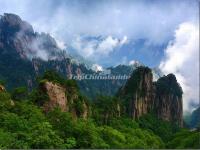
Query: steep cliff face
42 82 68 112
40 80 89 119
0 13 61 60
0 13 163 99
155 74 183 127
119 67 183 127
119 67 154 119
0 13 93 91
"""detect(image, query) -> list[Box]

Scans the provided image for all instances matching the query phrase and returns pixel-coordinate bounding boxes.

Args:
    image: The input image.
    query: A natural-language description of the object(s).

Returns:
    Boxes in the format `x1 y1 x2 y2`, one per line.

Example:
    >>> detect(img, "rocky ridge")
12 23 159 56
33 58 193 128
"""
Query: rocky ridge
0 13 163 99
119 67 183 127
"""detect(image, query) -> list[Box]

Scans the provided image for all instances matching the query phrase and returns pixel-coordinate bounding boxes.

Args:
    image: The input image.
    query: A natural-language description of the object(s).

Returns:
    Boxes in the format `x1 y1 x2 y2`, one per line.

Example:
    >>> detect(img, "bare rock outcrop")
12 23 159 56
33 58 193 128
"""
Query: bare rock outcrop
119 67 154 119
42 82 68 112
41 81 89 119
119 67 183 127
130 68 154 119
0 84 5 92
155 74 183 127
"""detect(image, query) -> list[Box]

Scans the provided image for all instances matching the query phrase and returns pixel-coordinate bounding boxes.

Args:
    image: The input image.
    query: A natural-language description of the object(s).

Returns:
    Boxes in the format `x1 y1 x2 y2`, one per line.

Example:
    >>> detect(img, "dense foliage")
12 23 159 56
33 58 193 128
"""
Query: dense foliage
167 129 200 148
0 71 199 149
138 113 180 142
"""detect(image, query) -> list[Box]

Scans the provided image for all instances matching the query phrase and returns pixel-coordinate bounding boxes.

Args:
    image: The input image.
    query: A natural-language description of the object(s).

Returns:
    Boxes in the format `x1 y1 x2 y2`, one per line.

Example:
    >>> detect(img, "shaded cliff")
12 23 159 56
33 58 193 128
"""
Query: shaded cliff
118 67 154 119
118 66 183 127
190 107 200 128
155 74 183 127
0 13 134 99
0 13 93 91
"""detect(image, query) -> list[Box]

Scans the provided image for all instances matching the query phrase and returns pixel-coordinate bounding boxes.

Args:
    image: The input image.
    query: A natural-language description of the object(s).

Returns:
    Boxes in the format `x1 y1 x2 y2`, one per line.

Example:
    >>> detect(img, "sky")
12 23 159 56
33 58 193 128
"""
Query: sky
0 0 199 112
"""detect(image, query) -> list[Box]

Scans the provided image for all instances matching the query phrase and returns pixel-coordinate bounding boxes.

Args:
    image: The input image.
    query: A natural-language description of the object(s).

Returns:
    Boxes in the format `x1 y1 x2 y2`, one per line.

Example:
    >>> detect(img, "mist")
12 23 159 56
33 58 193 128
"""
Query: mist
0 0 197 44
0 0 199 111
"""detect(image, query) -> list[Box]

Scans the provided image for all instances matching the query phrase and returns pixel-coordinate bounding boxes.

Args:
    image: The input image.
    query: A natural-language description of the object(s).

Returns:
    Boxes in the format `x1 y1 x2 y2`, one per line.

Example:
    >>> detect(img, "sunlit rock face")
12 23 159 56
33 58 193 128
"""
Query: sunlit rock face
0 84 5 92
42 81 68 112
41 81 89 119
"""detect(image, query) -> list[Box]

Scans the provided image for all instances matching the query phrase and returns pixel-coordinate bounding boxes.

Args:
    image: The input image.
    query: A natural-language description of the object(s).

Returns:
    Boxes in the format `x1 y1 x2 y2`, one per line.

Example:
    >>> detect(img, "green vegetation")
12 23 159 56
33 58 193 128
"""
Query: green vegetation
38 70 78 89
11 86 28 101
0 71 199 149
167 129 200 148
138 113 180 142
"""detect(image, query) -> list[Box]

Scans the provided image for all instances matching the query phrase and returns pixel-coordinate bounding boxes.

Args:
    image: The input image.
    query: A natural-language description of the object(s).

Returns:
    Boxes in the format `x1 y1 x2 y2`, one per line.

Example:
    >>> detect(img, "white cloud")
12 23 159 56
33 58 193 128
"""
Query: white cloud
97 36 127 55
0 0 198 67
159 22 199 112
91 64 103 72
55 39 67 50
0 0 197 45
98 36 119 55
72 35 128 60
129 60 140 65
120 36 128 45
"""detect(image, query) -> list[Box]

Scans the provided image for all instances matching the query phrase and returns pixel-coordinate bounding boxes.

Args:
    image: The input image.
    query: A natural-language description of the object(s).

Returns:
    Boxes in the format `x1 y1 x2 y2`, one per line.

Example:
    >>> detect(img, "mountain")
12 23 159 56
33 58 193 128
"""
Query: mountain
9 66 183 127
0 13 100 95
2 69 196 149
0 13 87 88
0 13 162 99
37 71 89 119
118 66 183 127
0 14 198 148
187 107 200 128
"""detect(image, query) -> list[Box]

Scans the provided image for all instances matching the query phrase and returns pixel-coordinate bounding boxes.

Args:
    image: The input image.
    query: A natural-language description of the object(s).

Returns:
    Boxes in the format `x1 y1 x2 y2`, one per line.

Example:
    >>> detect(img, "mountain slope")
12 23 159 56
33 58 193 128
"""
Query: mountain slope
190 107 200 128
118 66 183 127
0 13 93 90
0 13 162 99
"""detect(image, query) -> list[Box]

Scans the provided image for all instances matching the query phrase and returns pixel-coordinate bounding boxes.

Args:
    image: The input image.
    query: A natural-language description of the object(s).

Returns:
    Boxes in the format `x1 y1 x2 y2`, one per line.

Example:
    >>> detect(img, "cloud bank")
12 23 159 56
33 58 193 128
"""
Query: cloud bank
71 35 128 60
159 22 199 112
0 0 197 45
0 0 198 67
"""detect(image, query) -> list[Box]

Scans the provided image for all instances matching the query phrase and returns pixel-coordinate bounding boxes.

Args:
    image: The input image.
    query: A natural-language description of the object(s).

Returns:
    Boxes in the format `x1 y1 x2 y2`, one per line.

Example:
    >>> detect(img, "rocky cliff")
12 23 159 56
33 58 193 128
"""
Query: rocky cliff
119 67 154 119
0 84 5 92
119 67 183 127
0 13 96 96
155 74 183 127
0 13 163 100
42 82 68 112
0 13 131 98
40 80 89 119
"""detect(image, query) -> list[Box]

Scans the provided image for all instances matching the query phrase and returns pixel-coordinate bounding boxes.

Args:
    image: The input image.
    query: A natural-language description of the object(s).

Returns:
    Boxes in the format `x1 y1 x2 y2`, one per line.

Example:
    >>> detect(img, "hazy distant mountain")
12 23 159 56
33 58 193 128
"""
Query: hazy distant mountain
0 13 162 99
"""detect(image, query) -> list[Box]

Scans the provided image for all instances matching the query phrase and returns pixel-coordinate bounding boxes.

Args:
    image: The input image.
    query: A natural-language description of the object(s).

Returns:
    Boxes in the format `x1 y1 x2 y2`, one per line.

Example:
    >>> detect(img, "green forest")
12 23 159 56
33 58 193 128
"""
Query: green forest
0 71 199 149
